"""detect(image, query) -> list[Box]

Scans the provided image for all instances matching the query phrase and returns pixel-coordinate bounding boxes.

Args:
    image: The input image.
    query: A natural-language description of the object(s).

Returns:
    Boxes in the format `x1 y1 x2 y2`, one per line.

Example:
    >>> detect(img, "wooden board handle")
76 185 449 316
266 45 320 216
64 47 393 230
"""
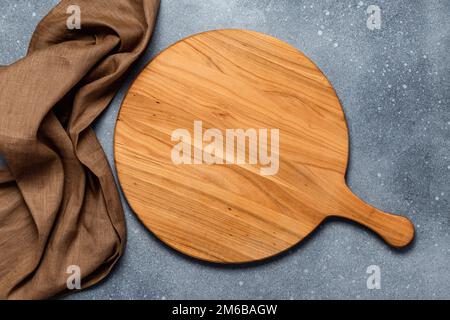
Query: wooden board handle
333 186 415 248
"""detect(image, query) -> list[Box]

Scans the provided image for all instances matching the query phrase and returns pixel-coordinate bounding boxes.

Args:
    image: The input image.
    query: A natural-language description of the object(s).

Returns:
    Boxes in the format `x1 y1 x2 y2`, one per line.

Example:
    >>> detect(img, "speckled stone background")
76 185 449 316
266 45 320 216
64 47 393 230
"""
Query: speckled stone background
0 0 448 300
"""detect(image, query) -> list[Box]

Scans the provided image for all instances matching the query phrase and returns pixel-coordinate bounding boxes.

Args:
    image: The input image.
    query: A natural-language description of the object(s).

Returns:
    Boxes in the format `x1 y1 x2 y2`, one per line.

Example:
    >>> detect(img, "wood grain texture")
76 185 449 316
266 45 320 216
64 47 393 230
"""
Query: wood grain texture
114 29 414 263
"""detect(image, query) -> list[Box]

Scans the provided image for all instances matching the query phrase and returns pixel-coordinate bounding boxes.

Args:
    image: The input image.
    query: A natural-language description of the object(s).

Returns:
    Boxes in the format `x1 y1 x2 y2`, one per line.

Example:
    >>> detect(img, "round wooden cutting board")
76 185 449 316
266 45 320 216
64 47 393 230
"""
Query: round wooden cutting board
114 29 414 263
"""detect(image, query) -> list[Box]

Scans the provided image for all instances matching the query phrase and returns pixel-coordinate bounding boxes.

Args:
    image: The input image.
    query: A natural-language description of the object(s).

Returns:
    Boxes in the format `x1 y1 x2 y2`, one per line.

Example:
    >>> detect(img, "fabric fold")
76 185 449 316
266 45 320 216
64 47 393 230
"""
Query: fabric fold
0 0 160 299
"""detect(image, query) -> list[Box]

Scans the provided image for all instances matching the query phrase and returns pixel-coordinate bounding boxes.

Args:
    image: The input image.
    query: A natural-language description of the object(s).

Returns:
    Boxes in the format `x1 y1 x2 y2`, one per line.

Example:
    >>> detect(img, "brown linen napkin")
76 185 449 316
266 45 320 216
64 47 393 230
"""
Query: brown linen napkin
0 0 160 299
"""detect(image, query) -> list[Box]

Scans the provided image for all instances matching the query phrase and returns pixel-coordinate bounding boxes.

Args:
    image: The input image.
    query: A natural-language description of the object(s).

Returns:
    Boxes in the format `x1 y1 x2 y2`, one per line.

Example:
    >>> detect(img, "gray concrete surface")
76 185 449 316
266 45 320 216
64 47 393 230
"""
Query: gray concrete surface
0 0 448 299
